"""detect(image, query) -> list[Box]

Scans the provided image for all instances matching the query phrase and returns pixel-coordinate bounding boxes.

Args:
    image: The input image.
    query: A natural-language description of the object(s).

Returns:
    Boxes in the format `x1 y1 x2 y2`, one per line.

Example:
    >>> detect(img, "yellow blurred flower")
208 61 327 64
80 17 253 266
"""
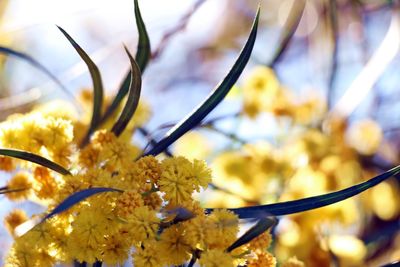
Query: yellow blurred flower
346 119 382 155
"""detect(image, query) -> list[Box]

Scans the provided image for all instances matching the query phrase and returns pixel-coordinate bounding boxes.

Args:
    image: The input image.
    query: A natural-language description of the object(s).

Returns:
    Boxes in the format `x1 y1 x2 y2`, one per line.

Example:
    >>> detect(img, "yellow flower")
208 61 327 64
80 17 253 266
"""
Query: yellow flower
248 251 277 267
115 190 144 218
328 235 367 265
67 208 110 264
135 156 162 183
33 166 58 199
281 256 305 267
248 231 272 252
5 239 55 267
101 234 131 266
159 225 192 265
4 209 28 237
173 131 212 160
159 157 194 205
126 206 160 243
205 209 239 249
199 249 235 267
0 155 15 171
7 172 32 200
191 159 212 191
346 119 382 155
132 240 164 267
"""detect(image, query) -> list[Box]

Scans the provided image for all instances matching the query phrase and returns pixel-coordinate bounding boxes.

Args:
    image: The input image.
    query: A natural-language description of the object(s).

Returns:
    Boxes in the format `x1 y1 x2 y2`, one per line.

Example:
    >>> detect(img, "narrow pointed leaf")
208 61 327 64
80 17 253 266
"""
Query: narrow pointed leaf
57 26 104 142
143 8 260 156
44 187 122 220
0 188 28 194
210 165 400 219
0 46 74 100
268 0 305 67
227 217 277 252
100 0 150 124
111 47 142 136
0 148 71 175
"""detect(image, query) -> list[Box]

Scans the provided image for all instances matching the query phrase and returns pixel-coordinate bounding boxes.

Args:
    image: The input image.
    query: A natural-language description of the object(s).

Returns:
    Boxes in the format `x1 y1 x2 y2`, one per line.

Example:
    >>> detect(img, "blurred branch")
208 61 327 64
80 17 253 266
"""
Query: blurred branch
137 126 173 157
330 8 400 117
151 0 207 60
327 0 339 110
268 0 306 68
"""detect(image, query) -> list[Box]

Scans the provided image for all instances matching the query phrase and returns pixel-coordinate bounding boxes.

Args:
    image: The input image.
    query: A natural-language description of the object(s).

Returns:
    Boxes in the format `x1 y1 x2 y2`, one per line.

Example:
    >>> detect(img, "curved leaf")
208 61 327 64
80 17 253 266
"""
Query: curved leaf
227 217 277 252
111 47 142 136
0 46 75 101
57 26 104 144
44 187 123 220
100 0 150 125
268 0 305 67
143 7 260 156
0 148 71 175
0 188 28 194
209 165 400 219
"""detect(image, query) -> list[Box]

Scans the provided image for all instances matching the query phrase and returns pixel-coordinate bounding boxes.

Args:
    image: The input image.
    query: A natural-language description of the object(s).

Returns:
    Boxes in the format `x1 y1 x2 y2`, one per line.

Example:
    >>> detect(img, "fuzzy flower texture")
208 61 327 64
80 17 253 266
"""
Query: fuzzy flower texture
0 101 303 267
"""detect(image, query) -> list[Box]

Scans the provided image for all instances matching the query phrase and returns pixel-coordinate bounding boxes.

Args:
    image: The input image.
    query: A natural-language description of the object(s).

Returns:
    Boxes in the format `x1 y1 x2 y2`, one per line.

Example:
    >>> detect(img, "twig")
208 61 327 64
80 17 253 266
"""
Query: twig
327 0 339 110
151 0 207 60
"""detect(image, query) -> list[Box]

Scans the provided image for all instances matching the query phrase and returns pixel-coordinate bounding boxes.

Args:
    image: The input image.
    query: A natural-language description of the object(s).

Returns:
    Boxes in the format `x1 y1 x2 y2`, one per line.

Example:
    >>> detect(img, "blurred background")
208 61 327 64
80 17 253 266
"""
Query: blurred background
0 0 399 266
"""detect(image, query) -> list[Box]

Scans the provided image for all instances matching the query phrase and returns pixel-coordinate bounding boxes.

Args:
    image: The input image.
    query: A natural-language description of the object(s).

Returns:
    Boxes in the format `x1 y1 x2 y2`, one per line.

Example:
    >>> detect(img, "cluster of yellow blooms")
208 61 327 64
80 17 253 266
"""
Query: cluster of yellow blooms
182 66 399 266
0 91 306 266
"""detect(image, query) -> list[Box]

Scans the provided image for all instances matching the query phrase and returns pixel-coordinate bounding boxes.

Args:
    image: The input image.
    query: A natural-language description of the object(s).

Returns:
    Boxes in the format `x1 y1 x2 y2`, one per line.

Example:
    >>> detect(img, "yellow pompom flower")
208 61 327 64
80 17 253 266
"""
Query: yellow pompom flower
191 159 212 192
159 157 194 205
4 209 28 237
206 209 239 249
346 119 382 155
248 231 272 252
33 166 58 199
0 155 15 171
132 240 164 267
101 234 131 266
159 225 192 265
135 156 162 183
115 190 144 218
199 249 235 267
6 172 32 200
126 206 160 243
248 251 277 267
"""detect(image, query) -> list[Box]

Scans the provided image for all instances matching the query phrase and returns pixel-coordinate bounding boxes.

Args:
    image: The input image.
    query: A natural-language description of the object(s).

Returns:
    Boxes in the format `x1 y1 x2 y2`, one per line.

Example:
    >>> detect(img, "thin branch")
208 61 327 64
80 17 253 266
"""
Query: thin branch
151 0 207 60
327 0 339 110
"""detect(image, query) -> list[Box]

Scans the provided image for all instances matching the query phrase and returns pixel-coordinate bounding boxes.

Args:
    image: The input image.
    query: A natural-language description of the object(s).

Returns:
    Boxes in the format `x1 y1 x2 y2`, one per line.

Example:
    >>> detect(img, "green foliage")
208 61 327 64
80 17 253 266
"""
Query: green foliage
143 7 260 156
111 47 142 136
101 0 150 125
44 187 122 220
216 165 400 219
0 148 71 175
57 26 104 146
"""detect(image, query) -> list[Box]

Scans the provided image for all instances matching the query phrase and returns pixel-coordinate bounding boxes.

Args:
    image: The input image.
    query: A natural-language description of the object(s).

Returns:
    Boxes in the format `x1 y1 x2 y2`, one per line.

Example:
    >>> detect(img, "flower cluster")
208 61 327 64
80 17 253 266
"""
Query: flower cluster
0 103 302 266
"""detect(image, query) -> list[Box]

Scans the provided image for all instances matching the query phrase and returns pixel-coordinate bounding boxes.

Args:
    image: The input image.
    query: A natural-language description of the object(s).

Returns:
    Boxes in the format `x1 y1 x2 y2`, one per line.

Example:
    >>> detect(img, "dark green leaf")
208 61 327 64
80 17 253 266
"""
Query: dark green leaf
209 165 400 219
57 26 104 144
44 187 122 220
0 188 28 194
100 0 150 125
111 47 142 136
0 148 71 175
226 217 277 252
143 8 260 156
0 46 75 101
